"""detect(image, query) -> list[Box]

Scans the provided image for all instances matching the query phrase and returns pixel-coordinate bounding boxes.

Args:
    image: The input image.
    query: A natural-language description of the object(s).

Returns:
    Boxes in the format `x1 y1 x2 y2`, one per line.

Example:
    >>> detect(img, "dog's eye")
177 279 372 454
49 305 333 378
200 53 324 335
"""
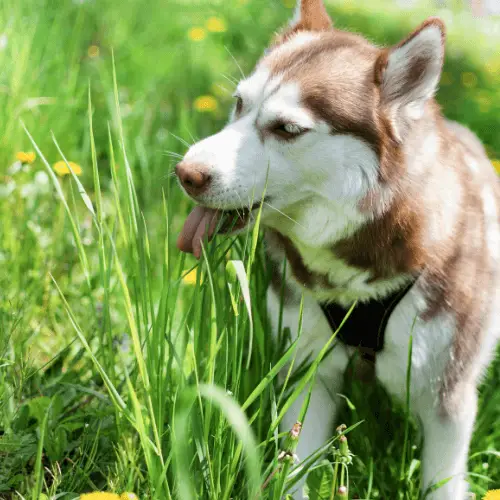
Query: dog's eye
234 95 243 115
272 122 307 139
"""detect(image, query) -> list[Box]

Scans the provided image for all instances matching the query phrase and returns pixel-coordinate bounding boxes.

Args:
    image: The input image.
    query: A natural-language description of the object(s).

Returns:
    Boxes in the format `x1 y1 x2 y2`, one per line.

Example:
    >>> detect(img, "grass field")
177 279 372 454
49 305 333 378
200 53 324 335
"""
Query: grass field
1 0 500 498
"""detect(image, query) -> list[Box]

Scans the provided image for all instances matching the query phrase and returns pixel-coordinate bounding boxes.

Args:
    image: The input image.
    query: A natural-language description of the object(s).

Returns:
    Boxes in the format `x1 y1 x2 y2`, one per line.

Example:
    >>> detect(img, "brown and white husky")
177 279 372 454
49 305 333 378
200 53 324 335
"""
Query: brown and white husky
176 1 500 497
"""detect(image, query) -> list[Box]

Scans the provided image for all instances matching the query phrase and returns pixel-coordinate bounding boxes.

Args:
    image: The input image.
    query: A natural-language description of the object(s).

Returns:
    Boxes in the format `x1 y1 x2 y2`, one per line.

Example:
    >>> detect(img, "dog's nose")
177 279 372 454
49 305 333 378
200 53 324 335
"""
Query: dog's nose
175 162 211 197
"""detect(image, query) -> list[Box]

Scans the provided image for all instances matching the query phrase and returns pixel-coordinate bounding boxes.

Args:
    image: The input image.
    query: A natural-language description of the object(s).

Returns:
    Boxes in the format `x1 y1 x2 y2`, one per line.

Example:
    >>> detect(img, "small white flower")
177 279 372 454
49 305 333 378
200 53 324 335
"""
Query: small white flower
0 34 7 51
7 161 22 175
0 180 16 198
27 221 42 234
34 171 50 193
21 183 37 199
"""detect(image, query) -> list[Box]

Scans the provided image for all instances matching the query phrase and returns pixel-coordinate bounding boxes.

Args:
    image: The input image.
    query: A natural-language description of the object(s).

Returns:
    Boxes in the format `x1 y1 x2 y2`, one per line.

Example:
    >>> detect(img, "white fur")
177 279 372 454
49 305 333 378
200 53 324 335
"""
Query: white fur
482 185 500 261
273 31 322 58
465 154 479 174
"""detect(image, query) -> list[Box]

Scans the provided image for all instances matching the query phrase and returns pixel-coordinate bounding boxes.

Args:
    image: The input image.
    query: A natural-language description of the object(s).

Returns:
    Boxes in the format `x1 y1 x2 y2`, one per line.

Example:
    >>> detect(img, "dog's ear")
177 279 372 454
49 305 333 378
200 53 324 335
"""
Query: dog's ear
290 0 333 32
270 0 332 50
375 18 446 141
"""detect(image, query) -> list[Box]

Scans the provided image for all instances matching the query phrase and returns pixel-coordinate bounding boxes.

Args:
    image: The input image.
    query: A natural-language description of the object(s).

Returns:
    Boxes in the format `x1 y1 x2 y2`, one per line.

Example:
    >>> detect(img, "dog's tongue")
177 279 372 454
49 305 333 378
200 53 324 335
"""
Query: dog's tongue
177 206 220 259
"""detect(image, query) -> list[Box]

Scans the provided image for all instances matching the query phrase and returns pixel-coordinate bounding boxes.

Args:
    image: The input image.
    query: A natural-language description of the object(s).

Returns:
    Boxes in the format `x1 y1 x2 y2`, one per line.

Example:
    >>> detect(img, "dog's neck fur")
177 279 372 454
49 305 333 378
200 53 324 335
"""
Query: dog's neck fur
264 102 448 306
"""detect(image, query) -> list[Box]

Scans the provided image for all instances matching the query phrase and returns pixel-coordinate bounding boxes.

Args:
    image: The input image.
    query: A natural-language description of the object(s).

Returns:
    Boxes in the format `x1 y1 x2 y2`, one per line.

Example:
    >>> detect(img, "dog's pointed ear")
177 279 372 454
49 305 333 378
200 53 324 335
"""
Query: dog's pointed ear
289 0 333 32
375 18 446 140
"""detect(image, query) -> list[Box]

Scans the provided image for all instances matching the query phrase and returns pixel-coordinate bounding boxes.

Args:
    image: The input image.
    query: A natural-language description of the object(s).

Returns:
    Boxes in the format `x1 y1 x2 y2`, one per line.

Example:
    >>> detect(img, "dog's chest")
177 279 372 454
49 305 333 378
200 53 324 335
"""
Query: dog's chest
320 282 414 352
272 233 411 308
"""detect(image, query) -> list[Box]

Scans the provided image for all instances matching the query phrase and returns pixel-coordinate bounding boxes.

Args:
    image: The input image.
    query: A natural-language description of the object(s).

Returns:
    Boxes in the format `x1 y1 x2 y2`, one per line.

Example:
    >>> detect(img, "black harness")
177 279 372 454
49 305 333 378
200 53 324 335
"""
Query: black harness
320 280 416 352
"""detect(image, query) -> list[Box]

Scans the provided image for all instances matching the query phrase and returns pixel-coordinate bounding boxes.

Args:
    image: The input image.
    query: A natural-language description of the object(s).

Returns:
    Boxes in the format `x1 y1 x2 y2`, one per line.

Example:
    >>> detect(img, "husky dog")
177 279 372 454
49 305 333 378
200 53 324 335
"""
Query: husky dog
176 1 500 497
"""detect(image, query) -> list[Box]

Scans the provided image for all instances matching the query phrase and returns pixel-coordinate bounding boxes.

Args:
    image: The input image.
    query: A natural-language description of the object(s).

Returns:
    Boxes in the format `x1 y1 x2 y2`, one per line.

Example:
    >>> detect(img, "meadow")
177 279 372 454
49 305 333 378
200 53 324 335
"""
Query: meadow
1 0 499 498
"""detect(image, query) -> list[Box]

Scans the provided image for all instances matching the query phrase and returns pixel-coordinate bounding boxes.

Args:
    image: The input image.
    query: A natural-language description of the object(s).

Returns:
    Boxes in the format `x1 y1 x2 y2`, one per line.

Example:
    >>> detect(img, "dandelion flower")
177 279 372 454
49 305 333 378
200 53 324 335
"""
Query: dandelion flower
193 95 218 113
53 161 82 177
492 160 500 174
484 490 500 500
120 494 139 500
80 493 120 500
88 45 100 58
206 17 227 33
183 268 201 285
188 27 206 42
16 151 36 164
461 72 478 88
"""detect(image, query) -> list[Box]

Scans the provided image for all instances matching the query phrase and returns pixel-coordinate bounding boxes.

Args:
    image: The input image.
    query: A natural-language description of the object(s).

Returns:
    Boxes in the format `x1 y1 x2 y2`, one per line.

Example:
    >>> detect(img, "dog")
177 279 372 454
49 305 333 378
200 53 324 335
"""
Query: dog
175 1 500 498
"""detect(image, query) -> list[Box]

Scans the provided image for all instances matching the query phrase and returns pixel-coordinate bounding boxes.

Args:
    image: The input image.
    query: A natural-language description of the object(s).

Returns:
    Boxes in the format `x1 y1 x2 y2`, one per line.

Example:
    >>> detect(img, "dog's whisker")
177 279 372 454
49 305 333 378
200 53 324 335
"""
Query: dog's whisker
183 127 198 145
220 73 238 87
233 191 246 220
158 171 178 181
163 150 184 159
214 83 232 96
169 132 192 148
224 45 245 79
264 202 306 230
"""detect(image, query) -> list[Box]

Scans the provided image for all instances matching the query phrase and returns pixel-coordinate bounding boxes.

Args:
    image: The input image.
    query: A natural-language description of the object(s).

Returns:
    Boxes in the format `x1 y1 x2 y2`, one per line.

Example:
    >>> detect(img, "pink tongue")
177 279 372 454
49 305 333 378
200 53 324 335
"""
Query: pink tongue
177 206 220 259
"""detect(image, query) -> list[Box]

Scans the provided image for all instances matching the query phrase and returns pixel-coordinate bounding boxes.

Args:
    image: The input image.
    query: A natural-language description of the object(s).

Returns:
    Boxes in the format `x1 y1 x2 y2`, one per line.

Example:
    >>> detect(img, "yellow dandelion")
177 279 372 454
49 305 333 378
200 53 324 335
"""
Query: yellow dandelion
88 45 100 58
80 493 120 500
461 72 478 89
193 95 218 113
188 27 206 42
182 268 202 285
206 17 227 33
120 494 139 500
16 151 36 164
53 161 82 177
440 72 453 86
492 160 500 174
484 490 500 500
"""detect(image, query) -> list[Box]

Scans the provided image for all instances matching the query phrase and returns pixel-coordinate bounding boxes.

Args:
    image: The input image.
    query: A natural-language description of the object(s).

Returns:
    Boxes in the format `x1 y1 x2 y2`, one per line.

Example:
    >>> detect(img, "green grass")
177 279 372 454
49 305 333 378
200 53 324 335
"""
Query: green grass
1 0 499 498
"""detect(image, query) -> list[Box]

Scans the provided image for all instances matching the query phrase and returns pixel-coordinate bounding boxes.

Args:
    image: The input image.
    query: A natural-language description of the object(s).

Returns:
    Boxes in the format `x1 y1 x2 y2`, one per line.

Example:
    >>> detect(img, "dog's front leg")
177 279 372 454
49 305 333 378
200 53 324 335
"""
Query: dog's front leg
267 287 349 500
378 287 475 500
417 386 476 500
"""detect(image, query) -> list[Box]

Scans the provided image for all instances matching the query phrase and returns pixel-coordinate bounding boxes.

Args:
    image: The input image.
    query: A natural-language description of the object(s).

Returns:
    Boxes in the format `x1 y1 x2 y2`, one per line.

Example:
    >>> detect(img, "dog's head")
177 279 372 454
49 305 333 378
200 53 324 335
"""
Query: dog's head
176 0 446 256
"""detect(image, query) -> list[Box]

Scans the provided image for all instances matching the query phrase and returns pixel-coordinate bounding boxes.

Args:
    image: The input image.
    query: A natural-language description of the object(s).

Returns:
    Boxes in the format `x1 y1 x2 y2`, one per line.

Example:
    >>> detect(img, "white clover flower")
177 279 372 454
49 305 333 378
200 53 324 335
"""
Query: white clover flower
0 180 16 198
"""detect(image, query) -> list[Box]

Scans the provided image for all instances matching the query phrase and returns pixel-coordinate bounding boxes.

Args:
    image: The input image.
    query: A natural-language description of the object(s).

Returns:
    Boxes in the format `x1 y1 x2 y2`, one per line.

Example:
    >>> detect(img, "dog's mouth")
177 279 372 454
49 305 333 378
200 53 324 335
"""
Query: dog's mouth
177 202 263 259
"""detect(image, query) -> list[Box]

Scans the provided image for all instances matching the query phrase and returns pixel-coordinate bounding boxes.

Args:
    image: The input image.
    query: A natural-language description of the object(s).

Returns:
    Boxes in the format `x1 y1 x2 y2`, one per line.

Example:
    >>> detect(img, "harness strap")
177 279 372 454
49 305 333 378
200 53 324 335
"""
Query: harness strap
320 279 416 353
